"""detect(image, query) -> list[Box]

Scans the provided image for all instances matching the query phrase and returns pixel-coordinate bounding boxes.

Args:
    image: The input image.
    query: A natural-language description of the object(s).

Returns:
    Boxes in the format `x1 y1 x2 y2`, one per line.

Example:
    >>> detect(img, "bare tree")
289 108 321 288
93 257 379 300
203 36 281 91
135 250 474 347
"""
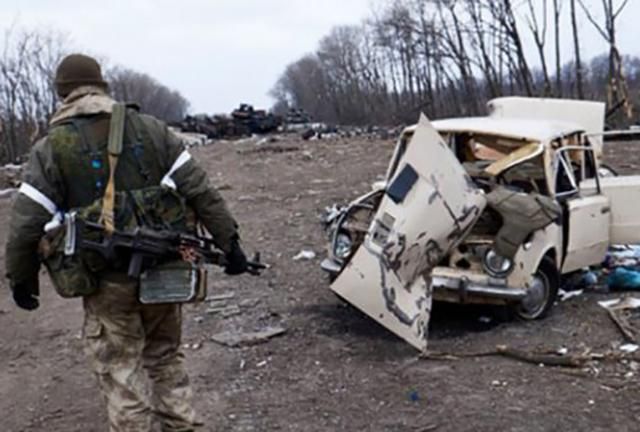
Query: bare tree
271 0 637 127
578 0 632 122
525 0 552 95
485 0 535 96
0 28 68 163
570 0 585 98
552 0 563 96
107 67 189 123
0 25 192 163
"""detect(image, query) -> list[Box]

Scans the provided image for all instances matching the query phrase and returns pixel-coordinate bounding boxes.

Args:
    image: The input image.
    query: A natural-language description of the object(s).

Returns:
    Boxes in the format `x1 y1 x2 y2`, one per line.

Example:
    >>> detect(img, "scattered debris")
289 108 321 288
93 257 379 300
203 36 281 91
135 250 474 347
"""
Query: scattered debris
607 267 640 290
407 389 420 401
206 292 236 302
558 289 584 302
582 271 599 287
206 305 242 318
620 344 639 353
598 297 640 343
221 306 242 318
231 103 281 135
256 136 279 146
322 204 344 227
169 127 210 147
301 128 315 141
239 298 261 308
236 145 300 156
210 326 287 348
182 343 202 351
423 345 594 368
174 103 281 140
284 107 312 125
293 250 316 261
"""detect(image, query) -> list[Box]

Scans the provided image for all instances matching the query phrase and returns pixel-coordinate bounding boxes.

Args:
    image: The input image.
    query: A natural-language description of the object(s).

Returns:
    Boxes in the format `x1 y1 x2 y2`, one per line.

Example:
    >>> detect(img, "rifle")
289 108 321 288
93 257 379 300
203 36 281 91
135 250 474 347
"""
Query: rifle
62 212 267 278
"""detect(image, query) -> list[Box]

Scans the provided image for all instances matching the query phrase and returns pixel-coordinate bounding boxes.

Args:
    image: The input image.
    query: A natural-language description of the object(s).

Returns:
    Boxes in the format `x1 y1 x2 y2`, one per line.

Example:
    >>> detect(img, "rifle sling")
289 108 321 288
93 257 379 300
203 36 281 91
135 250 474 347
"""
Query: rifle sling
100 103 126 234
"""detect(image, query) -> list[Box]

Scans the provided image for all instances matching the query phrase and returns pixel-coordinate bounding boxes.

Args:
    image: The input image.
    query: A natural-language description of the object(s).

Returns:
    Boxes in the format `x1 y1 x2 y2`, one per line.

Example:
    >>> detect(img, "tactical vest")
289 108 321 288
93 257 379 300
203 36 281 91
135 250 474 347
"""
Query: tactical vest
41 107 196 298
49 107 164 209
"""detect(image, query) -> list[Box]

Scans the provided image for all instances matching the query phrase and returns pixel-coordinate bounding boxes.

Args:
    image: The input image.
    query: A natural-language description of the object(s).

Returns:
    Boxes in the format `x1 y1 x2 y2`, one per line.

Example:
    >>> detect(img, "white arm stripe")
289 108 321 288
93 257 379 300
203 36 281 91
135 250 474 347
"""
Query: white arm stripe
18 183 57 215
161 150 192 190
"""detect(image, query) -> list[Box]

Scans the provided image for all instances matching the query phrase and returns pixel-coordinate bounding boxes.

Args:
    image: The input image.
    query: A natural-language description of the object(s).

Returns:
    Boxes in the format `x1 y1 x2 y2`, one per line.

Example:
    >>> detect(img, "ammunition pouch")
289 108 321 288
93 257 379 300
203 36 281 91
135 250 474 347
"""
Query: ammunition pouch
39 226 100 298
139 260 207 304
79 185 196 234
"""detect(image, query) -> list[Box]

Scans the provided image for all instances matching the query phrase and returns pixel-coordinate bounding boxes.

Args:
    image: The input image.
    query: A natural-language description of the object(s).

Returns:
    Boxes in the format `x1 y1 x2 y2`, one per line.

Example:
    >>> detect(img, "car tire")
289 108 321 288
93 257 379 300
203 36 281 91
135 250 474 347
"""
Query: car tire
514 256 559 320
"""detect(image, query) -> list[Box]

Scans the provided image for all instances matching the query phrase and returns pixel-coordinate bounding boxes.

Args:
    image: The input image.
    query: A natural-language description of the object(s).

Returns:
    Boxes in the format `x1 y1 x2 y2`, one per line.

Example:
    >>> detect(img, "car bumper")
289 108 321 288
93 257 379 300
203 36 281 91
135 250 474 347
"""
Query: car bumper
322 258 527 304
321 258 343 275
431 267 527 303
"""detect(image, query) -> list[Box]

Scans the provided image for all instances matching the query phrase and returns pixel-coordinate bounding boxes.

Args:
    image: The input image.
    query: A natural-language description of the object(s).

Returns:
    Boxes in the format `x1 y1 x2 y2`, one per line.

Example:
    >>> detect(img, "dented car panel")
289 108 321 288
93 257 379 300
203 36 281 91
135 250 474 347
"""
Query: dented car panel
330 115 486 351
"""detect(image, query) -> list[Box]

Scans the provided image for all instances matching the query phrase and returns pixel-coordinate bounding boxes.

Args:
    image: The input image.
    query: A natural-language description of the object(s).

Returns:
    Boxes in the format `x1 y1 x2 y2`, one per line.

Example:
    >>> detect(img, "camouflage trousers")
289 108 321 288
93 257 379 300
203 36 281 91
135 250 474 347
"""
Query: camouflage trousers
82 274 201 432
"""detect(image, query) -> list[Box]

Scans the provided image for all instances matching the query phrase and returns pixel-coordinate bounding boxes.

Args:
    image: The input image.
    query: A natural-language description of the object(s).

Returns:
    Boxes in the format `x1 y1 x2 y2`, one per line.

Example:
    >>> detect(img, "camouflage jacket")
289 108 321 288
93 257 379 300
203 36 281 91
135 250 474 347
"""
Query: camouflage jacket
5 86 238 298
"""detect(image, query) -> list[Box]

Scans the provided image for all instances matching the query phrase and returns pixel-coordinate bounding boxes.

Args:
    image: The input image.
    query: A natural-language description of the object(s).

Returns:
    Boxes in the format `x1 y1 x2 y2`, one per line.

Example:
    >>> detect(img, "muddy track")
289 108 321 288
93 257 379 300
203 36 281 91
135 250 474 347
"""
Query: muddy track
1 135 639 431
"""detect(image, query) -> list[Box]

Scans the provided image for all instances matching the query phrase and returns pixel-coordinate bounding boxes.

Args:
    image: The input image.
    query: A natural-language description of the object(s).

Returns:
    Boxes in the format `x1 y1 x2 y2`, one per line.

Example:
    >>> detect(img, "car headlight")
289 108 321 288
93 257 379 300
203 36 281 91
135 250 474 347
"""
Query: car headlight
334 233 353 259
483 249 513 277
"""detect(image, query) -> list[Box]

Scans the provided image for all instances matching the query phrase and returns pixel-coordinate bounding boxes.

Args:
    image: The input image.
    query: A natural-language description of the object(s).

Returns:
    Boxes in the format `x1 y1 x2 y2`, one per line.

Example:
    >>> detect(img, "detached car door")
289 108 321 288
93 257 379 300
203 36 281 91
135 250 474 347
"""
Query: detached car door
586 175 640 244
330 115 487 351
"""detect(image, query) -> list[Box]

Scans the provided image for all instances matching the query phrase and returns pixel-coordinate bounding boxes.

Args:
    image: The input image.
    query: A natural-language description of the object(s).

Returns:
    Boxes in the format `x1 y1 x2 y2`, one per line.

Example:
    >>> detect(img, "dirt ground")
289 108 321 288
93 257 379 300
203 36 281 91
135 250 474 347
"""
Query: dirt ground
1 133 640 432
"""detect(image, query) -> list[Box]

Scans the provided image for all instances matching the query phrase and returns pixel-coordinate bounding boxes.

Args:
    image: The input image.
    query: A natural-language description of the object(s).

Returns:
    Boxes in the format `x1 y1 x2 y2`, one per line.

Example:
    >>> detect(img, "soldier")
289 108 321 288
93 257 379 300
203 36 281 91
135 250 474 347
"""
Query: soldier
5 54 249 431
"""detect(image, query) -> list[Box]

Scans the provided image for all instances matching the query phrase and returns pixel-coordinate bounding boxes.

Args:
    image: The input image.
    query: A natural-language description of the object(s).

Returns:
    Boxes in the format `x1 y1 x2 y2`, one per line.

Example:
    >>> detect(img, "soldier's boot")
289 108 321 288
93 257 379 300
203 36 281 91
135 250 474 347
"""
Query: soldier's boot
142 303 201 431
83 277 154 432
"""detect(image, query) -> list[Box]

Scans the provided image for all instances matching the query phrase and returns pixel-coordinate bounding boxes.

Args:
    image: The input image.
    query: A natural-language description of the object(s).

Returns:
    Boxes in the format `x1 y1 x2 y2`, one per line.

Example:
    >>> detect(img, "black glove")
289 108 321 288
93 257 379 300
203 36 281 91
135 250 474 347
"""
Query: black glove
225 239 248 275
12 285 40 311
10 277 40 311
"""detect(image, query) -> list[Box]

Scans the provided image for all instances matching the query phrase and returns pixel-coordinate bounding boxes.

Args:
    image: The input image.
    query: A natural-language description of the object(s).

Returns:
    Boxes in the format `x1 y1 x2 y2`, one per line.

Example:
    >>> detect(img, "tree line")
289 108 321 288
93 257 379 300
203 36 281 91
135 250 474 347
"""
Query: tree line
0 27 189 164
271 0 636 127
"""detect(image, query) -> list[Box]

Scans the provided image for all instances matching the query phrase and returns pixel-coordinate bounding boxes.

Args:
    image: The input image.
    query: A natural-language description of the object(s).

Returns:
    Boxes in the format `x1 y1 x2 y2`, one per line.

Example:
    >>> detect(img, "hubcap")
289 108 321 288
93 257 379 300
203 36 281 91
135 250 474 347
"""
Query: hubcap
518 273 549 319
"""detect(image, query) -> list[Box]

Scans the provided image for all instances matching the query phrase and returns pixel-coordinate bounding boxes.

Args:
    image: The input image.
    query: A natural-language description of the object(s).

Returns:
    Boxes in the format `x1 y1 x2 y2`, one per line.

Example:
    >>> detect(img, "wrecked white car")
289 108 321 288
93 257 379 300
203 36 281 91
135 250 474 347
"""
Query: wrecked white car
322 97 640 350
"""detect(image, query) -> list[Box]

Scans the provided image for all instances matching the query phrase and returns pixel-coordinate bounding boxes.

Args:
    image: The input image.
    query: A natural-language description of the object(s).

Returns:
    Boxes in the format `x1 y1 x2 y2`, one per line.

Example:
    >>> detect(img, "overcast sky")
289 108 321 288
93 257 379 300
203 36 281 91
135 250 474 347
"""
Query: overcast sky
2 0 639 114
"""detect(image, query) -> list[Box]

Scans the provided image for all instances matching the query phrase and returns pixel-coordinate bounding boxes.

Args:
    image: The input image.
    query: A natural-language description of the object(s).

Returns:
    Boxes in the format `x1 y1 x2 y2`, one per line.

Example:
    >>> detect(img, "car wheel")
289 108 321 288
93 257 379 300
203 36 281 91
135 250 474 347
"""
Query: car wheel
515 257 559 320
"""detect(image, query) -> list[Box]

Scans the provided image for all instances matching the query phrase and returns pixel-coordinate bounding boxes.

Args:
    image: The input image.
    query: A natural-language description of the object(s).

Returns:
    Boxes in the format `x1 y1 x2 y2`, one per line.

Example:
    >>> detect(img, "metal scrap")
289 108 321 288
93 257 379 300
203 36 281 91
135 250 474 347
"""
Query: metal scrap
598 297 640 343
598 297 640 344
210 326 287 347
293 250 316 261
173 103 281 140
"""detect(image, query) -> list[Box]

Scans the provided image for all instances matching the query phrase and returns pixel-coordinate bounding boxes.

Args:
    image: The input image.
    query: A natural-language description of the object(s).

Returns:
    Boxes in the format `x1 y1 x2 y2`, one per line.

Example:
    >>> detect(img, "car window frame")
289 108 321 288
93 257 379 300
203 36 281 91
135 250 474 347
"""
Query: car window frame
553 145 601 199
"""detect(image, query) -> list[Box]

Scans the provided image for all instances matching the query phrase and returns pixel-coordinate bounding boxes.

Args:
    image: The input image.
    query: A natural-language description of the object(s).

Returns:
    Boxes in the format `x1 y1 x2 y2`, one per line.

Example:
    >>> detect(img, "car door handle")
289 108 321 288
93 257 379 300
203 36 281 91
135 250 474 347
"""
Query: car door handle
601 206 610 214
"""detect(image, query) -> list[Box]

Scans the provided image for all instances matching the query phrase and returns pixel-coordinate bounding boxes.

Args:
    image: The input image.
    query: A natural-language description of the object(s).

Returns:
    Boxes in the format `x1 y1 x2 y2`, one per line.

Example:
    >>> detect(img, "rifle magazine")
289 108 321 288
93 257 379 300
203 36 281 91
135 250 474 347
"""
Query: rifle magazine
139 261 207 304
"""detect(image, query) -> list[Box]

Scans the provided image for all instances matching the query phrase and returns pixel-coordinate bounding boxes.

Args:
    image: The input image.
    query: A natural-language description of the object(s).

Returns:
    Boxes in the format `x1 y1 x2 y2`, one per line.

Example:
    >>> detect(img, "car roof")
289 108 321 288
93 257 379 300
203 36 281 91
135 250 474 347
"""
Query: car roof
430 117 585 142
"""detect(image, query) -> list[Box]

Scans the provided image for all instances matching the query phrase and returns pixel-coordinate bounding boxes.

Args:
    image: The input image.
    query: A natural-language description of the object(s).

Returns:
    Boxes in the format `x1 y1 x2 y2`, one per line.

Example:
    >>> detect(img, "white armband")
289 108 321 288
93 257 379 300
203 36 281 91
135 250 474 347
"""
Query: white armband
161 150 192 190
